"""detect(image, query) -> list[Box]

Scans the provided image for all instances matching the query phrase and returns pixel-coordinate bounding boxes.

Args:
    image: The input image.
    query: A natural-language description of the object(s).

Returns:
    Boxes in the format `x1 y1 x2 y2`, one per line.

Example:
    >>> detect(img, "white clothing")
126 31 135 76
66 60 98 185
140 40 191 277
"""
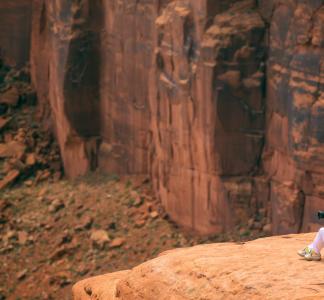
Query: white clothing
309 227 324 254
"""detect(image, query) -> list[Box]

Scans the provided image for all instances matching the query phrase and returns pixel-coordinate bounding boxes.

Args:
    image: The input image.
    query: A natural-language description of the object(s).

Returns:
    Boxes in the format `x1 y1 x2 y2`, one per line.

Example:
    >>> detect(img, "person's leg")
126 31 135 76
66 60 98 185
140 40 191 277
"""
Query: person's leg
309 228 324 253
297 228 323 260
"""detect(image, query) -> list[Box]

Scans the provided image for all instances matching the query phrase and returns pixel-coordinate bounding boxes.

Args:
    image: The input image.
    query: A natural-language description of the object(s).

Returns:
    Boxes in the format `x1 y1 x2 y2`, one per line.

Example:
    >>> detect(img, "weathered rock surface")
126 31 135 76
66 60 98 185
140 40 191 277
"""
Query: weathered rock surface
260 0 324 235
73 271 131 300
30 0 103 178
99 0 154 175
30 0 156 178
27 0 324 234
150 0 266 233
0 0 32 67
73 232 324 300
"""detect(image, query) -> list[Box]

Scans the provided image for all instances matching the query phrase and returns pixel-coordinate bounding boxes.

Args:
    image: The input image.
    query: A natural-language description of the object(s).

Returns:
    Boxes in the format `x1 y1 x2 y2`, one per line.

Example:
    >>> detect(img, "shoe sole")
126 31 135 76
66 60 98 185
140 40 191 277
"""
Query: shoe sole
305 256 321 261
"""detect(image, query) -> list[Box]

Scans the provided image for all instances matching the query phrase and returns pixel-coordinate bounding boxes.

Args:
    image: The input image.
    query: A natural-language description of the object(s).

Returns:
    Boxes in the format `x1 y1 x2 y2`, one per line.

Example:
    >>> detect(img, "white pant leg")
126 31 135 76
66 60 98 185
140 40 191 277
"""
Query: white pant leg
309 227 324 253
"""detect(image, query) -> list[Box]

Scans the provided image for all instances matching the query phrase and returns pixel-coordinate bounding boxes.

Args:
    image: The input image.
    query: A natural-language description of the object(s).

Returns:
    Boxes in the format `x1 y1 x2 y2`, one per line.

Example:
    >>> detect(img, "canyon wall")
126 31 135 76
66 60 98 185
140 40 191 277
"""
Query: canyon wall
31 0 104 177
30 0 155 178
259 0 324 234
27 0 324 234
0 0 32 66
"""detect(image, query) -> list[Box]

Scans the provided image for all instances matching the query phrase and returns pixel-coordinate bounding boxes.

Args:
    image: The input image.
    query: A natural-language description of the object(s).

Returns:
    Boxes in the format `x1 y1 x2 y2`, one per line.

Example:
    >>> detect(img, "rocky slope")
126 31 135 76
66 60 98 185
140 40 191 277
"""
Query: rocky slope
0 172 268 300
73 232 324 300
0 59 62 190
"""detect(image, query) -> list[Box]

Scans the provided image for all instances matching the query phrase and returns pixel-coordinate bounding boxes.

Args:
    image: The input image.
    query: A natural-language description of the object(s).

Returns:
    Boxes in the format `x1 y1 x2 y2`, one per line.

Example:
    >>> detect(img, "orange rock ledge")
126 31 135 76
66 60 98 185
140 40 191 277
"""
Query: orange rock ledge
72 233 324 300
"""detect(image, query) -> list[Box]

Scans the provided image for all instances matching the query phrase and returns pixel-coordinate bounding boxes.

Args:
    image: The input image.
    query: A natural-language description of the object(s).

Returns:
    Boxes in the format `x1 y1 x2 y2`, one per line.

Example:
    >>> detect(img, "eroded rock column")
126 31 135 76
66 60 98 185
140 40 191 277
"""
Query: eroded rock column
150 0 266 234
31 0 104 177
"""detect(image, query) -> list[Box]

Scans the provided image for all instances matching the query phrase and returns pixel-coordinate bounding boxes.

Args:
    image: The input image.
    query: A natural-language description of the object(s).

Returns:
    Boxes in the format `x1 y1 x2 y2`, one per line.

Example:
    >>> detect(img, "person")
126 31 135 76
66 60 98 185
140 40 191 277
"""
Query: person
297 228 324 261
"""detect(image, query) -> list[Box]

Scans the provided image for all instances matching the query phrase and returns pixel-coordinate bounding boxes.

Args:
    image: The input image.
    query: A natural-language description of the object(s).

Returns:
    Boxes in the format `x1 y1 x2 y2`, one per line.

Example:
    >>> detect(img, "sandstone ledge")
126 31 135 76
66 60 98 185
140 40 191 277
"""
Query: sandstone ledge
72 233 324 300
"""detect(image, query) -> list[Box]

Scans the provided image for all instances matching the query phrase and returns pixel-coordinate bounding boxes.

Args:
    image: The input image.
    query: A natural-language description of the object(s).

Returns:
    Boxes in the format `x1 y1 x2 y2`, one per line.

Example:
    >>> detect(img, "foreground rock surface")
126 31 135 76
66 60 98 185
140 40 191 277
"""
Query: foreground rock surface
73 233 324 300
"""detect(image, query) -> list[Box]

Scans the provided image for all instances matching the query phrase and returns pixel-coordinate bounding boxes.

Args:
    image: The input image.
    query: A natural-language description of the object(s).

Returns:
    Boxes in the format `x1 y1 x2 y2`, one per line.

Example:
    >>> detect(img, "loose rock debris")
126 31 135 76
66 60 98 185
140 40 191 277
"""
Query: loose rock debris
0 59 63 190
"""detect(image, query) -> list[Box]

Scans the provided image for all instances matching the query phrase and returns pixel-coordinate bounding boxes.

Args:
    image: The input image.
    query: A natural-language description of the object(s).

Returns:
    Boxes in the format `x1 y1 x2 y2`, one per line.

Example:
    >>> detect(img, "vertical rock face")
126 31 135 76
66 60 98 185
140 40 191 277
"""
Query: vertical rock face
259 0 324 234
0 0 32 66
31 0 102 178
150 0 266 233
30 0 156 177
30 0 50 121
28 0 324 234
99 0 156 174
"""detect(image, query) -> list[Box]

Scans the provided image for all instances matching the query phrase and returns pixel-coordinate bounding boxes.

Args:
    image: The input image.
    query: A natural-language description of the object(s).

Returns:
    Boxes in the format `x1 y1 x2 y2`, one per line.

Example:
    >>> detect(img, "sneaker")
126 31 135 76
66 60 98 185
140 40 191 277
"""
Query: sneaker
297 246 311 257
304 249 321 261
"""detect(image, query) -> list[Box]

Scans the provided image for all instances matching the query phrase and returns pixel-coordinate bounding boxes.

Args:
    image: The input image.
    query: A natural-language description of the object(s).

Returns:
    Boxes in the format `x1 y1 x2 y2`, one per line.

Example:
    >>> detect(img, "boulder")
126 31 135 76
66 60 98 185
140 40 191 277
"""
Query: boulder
90 230 110 249
0 87 19 106
0 141 26 159
0 169 20 190
0 117 11 131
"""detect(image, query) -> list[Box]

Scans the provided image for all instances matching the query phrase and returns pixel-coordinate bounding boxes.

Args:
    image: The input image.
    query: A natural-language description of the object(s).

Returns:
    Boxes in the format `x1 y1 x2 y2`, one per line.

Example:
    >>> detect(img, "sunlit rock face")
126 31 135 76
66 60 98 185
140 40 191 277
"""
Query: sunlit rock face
0 0 32 66
29 0 324 235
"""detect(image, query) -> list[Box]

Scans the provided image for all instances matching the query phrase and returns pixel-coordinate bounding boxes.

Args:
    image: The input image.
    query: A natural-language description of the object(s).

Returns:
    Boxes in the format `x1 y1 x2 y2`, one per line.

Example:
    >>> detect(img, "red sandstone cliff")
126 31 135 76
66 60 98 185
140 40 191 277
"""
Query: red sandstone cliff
151 0 266 233
260 0 324 235
14 0 323 235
